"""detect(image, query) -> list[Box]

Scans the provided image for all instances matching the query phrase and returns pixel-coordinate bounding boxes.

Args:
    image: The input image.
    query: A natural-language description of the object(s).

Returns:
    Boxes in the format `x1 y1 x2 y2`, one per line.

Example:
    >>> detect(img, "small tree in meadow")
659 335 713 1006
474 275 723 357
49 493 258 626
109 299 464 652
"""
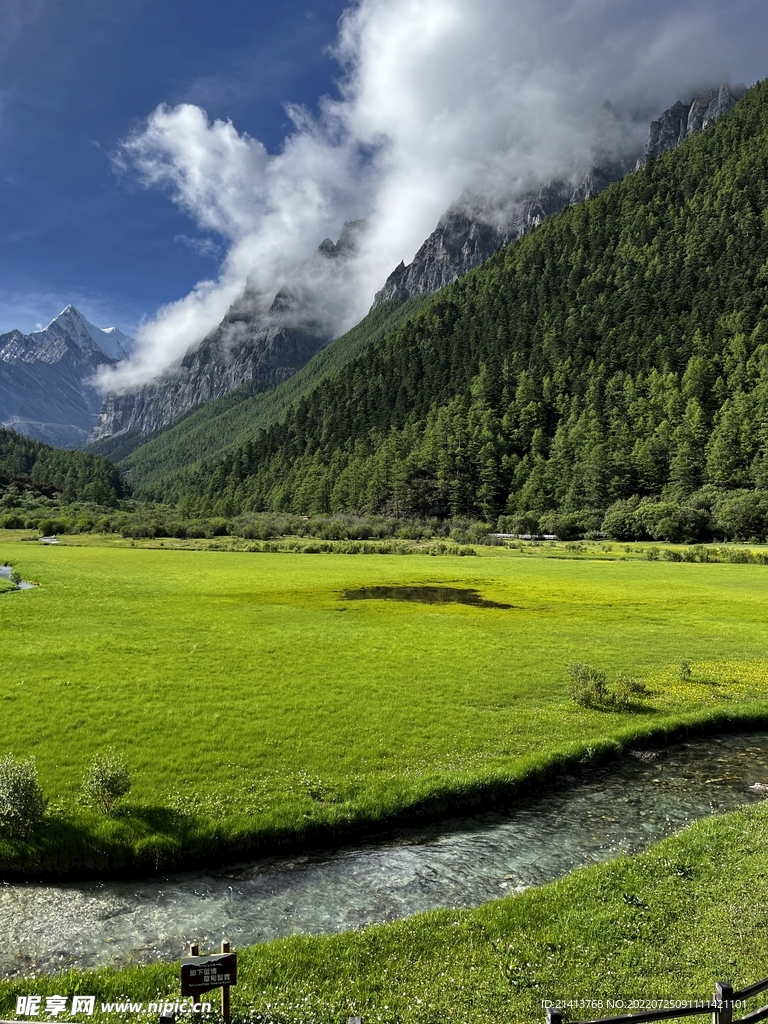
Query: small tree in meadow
0 753 46 837
81 749 131 814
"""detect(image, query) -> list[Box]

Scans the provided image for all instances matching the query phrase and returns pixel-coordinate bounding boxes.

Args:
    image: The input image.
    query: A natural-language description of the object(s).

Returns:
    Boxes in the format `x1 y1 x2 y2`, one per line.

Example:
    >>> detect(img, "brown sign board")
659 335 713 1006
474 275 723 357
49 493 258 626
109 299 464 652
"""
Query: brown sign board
180 953 237 996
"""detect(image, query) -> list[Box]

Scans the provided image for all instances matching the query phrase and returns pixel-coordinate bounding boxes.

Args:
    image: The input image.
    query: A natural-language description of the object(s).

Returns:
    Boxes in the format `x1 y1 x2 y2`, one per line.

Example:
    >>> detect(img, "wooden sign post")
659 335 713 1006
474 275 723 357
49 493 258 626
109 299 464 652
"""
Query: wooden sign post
181 941 237 1023
221 941 231 1023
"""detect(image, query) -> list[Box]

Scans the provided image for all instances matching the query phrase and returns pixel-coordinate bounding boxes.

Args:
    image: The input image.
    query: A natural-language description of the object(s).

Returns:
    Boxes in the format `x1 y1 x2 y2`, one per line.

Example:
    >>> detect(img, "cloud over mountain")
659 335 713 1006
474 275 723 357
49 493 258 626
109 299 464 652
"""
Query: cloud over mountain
102 0 746 392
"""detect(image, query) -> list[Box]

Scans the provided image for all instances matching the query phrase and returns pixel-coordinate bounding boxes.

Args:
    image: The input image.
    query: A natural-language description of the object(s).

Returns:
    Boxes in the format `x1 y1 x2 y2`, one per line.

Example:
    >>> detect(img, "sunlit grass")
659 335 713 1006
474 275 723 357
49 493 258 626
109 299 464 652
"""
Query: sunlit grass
1 533 768 874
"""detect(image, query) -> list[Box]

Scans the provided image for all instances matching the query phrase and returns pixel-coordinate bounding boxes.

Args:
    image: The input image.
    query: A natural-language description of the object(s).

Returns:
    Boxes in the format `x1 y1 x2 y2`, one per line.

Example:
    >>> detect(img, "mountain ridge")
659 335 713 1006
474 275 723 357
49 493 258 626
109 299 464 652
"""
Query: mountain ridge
372 82 746 308
0 306 133 447
177 75 768 527
92 82 745 450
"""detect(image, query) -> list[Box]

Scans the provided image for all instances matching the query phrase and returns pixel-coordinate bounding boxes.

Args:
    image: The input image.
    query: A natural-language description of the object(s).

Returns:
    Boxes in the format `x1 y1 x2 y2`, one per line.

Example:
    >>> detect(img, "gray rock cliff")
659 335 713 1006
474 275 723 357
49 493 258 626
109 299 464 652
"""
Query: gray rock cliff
373 83 746 309
89 222 365 442
644 82 746 159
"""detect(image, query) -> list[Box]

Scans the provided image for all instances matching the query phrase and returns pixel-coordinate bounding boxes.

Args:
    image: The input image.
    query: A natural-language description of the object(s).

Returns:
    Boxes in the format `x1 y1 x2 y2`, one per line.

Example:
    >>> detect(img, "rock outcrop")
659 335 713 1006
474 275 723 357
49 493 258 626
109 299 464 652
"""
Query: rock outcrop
645 82 746 159
372 83 746 309
89 222 364 442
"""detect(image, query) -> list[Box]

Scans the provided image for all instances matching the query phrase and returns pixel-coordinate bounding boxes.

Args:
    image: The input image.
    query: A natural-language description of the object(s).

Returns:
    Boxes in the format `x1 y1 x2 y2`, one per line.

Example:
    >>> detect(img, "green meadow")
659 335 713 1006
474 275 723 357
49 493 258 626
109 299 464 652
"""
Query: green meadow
2 532 768 874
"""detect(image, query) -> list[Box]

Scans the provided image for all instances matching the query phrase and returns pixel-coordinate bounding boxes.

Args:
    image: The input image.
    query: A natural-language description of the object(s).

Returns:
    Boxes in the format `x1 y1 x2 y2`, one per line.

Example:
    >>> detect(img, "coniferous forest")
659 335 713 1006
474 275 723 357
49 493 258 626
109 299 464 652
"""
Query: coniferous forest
147 78 768 542
0 428 127 505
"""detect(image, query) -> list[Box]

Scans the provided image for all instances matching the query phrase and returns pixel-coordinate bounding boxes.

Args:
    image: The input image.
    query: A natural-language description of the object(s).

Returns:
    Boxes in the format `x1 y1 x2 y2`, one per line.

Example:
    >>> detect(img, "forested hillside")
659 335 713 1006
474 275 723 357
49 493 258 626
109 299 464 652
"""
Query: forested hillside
0 428 127 504
97 296 429 497
160 80 768 540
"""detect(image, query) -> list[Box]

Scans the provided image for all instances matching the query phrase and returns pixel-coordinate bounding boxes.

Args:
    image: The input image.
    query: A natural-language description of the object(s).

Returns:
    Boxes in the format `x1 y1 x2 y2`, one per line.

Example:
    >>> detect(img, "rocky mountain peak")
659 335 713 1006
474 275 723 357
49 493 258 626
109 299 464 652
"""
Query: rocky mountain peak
644 82 746 160
33 305 133 362
0 306 134 446
373 83 745 310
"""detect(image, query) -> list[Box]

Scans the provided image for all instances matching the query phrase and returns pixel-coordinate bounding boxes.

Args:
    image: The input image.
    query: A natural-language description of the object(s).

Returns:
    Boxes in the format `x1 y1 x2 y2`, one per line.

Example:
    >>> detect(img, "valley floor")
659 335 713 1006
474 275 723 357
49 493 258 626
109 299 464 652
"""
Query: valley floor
0 533 768 877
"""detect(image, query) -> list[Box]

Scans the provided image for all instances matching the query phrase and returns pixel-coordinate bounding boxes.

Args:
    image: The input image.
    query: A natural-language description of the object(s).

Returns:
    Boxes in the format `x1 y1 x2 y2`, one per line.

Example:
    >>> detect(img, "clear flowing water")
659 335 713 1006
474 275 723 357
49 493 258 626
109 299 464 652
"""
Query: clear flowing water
0 565 34 590
3 732 768 978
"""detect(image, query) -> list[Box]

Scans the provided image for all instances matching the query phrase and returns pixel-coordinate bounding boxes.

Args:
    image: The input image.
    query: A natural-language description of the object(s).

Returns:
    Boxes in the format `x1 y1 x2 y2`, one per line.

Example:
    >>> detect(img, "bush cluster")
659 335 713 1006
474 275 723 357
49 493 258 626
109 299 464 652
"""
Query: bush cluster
0 754 46 837
602 489 768 543
568 664 648 711
80 750 131 814
0 749 132 840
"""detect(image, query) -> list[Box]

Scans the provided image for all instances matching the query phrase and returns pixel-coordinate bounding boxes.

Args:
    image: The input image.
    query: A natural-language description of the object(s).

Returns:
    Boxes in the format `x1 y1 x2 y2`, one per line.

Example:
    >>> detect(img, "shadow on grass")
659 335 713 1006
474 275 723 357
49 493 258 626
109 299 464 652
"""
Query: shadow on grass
0 804 203 880
112 803 193 837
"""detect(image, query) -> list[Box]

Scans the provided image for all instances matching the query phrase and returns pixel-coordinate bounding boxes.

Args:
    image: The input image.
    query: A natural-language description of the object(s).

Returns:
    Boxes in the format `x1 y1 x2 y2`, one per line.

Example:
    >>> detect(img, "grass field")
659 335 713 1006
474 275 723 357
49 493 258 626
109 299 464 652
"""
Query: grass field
2 532 768 875
3 802 768 1023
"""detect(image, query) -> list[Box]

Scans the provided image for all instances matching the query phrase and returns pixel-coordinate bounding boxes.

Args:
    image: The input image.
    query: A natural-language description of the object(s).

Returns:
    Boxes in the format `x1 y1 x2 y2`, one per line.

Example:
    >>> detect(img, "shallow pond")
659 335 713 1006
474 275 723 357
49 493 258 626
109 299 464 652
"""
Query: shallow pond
342 585 514 608
2 731 768 977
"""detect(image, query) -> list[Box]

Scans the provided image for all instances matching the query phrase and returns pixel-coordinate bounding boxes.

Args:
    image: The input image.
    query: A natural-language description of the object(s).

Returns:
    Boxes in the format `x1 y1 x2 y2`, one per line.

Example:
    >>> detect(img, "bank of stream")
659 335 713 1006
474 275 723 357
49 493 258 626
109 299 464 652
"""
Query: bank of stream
2 731 768 978
0 566 34 590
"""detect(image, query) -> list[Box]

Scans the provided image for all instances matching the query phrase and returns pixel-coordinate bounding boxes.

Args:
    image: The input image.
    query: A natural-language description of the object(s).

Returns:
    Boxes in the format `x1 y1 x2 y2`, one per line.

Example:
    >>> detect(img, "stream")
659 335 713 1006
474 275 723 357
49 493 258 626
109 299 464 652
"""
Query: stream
0 565 35 590
2 731 768 978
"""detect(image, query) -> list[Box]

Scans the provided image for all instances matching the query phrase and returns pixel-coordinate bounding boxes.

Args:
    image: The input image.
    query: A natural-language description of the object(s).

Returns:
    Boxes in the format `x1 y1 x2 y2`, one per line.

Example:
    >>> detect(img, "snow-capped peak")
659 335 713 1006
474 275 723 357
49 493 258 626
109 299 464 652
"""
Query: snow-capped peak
33 305 133 361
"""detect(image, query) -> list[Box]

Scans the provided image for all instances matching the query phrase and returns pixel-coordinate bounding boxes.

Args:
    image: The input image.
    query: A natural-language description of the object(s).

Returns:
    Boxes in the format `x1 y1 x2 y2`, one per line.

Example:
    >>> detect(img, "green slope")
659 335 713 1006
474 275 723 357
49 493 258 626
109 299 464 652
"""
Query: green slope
0 427 127 503
186 79 768 534
100 296 428 499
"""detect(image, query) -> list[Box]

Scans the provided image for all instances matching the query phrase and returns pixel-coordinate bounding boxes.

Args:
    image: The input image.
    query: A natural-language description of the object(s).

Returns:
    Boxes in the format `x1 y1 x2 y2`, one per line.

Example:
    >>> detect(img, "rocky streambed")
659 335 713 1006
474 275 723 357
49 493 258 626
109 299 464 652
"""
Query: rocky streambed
2 731 768 977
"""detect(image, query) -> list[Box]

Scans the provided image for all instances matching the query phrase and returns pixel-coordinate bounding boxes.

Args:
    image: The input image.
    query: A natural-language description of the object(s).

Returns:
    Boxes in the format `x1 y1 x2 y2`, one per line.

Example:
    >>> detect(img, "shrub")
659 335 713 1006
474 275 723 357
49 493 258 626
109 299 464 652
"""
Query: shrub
612 674 649 709
635 499 711 543
81 749 131 814
602 498 644 540
497 512 540 536
568 663 608 708
679 660 692 681
37 518 69 536
538 512 582 541
712 490 768 541
569 665 649 711
0 754 46 837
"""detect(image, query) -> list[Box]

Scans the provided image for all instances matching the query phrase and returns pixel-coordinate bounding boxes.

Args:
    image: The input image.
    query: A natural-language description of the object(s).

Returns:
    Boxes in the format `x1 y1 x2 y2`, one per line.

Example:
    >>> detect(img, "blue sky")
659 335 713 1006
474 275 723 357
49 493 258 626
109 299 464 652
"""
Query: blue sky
0 0 348 334
1 0 766 349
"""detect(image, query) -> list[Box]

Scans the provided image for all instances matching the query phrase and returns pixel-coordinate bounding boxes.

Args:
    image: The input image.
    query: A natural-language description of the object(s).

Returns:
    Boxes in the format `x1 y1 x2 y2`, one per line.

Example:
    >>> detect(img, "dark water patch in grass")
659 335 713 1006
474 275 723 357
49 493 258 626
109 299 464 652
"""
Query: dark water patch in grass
342 585 514 609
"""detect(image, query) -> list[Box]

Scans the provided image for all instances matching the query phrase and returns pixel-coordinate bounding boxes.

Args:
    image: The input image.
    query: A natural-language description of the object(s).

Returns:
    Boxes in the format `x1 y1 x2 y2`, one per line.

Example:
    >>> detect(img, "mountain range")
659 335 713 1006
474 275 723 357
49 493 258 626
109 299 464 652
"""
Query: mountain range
2 74 767 544
0 82 746 455
88 82 744 446
175 75 768 531
0 306 132 447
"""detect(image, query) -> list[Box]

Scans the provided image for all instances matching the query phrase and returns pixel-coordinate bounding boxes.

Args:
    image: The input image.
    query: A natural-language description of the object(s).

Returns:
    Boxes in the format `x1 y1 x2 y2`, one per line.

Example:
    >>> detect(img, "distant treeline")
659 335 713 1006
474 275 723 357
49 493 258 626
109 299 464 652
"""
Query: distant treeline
154 79 768 537
0 428 127 505
5 487 768 545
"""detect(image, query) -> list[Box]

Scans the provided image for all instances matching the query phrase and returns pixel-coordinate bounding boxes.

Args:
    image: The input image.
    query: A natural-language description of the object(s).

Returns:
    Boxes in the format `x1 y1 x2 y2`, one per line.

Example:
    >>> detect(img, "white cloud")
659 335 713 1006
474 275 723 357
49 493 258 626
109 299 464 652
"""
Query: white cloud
102 0 747 392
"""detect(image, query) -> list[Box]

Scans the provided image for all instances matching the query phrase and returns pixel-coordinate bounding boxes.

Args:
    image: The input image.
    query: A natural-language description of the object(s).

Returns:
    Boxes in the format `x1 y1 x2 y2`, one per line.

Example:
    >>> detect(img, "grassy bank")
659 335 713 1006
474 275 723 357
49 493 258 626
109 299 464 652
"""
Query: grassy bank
4 801 768 1022
1 534 768 876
